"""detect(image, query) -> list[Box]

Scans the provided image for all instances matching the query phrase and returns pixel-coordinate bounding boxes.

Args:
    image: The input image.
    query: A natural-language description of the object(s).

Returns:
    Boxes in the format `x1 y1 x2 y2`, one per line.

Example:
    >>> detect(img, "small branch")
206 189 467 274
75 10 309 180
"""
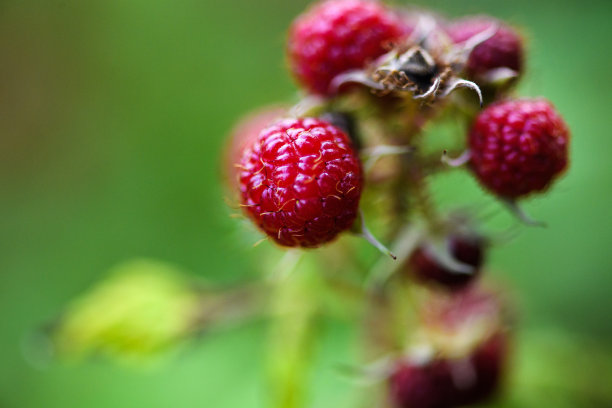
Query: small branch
362 144 414 173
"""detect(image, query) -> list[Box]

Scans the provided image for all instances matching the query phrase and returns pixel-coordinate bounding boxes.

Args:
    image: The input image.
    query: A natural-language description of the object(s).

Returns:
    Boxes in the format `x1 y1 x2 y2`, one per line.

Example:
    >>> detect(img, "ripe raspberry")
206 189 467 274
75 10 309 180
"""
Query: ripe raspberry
446 18 523 79
288 0 408 96
450 332 508 406
389 359 452 408
408 234 485 290
238 117 362 247
390 289 509 408
469 99 569 198
389 334 507 408
224 107 286 191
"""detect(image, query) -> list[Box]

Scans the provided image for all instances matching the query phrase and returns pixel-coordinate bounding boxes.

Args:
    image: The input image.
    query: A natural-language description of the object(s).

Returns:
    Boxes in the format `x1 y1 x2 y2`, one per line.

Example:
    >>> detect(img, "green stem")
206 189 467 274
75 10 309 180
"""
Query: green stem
267 254 319 408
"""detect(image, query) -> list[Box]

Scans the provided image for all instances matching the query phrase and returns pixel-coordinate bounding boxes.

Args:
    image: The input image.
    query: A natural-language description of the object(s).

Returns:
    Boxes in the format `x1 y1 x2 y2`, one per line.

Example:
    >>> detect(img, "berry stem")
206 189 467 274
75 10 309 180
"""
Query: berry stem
267 254 319 408
409 155 442 231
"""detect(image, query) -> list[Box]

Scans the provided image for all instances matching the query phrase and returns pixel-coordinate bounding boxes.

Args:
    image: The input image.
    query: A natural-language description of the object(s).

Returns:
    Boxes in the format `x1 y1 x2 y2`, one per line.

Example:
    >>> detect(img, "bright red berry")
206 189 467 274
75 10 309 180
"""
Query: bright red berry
469 99 569 199
288 0 408 96
446 18 523 80
224 107 286 191
408 234 485 290
238 117 363 247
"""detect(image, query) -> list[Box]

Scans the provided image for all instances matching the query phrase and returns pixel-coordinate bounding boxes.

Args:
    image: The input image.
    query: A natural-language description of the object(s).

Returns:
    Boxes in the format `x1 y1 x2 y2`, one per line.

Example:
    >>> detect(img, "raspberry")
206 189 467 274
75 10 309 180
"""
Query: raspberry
389 359 452 408
408 234 485 290
390 289 509 408
446 18 523 79
224 107 286 191
469 98 569 198
450 332 507 406
238 117 363 247
288 0 408 96
389 335 507 408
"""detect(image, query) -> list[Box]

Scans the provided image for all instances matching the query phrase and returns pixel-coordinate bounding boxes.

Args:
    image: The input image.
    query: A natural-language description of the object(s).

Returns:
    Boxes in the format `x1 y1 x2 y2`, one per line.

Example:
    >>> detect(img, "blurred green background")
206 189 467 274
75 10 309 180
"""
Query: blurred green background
1 0 611 407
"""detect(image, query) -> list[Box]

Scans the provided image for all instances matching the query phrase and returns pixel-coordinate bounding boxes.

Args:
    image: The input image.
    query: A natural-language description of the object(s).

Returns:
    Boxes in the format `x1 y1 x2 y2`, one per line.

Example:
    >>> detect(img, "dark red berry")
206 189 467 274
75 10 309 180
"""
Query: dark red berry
238 117 363 247
446 18 523 79
288 0 408 96
390 288 509 408
408 234 485 290
224 107 286 191
389 335 507 408
469 98 570 198
389 359 453 408
449 332 508 406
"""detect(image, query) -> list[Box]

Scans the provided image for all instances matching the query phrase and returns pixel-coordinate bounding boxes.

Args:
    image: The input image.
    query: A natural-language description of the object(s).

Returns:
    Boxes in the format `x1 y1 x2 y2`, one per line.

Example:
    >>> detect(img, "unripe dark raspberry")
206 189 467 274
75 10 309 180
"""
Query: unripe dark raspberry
446 17 523 80
469 98 570 199
288 0 408 96
224 107 286 191
408 234 485 290
238 118 363 247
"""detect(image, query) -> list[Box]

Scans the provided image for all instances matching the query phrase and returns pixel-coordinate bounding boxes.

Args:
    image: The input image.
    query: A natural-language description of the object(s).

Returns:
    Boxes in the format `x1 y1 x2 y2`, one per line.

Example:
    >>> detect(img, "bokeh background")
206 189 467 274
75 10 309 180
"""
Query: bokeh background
1 0 611 407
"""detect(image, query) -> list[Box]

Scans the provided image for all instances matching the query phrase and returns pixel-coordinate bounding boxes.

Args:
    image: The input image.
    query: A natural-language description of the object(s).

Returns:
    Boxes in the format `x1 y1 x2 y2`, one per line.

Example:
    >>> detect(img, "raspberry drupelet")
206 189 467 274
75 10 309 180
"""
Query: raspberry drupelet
288 0 408 96
469 99 569 199
238 118 363 247
446 18 523 80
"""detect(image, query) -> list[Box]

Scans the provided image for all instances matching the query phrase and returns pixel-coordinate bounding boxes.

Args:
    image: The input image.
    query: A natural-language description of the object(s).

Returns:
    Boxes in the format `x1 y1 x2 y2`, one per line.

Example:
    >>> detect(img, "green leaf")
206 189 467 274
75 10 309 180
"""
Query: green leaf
50 259 201 363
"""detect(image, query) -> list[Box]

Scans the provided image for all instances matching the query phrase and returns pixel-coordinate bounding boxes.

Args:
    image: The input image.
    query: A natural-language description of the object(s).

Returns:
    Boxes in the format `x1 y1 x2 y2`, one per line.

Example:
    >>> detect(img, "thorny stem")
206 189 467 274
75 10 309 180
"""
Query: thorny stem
409 158 441 231
188 283 269 335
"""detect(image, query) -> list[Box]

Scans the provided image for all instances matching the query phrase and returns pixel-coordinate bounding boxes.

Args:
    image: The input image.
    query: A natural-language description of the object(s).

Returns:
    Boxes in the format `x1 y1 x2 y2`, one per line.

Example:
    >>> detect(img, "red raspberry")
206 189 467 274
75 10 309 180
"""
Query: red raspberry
389 334 507 408
408 234 485 290
446 18 523 79
469 99 569 199
288 0 408 96
224 107 286 191
238 117 363 247
389 359 452 408
450 332 508 406
390 289 509 408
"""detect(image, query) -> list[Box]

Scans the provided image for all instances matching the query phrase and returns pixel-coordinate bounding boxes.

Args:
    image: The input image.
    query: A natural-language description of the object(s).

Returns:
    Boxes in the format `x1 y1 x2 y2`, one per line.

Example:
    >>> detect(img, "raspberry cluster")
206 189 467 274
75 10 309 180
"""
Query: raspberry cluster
224 1 570 407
